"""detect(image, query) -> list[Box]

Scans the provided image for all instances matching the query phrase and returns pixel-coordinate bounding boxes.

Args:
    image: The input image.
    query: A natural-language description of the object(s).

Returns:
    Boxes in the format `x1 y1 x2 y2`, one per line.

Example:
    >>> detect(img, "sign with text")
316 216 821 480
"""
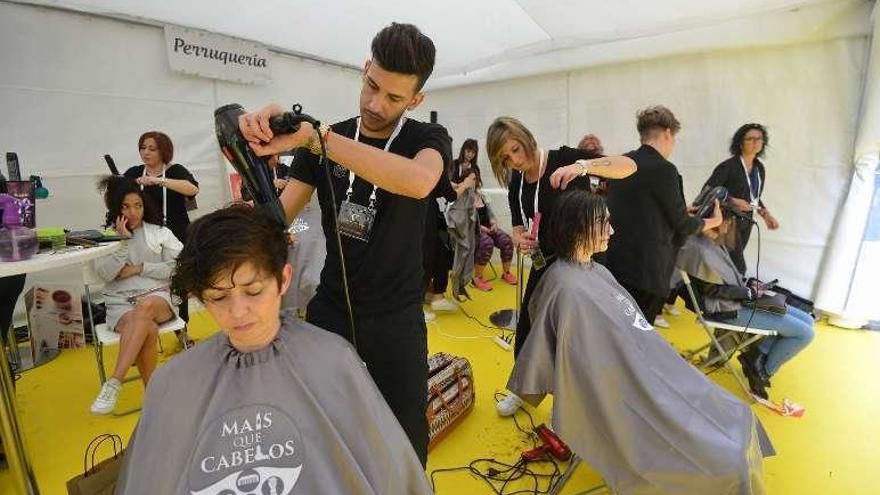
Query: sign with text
164 25 270 85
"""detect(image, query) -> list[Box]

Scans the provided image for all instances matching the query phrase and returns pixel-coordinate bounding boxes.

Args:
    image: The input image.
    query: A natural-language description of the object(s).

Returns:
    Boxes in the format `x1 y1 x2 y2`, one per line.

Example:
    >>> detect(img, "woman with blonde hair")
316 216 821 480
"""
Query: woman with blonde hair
485 116 637 415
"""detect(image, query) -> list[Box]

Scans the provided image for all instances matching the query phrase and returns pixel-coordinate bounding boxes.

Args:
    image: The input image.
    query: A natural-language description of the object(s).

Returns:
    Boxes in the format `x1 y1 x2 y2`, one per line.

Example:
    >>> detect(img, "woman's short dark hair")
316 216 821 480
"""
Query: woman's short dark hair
452 138 482 187
172 205 288 302
729 123 768 158
547 189 609 261
97 175 162 228
138 131 174 164
371 22 435 91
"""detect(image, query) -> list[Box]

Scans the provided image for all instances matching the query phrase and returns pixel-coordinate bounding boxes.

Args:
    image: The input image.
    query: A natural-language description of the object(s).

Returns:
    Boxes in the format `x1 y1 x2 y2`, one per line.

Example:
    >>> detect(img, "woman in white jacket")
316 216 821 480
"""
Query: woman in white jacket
90 176 182 414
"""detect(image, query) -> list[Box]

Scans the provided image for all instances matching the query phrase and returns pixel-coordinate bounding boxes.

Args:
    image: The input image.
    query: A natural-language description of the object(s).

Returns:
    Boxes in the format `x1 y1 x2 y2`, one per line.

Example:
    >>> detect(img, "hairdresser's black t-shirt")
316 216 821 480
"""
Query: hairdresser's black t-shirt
290 117 452 316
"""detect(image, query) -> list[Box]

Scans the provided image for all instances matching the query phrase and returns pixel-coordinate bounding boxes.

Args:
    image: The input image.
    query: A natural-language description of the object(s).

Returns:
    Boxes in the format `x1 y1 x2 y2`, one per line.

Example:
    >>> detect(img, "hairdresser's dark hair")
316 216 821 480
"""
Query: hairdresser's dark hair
729 123 769 158
547 189 609 261
637 105 681 142
371 22 436 91
452 138 482 187
97 175 162 228
172 205 288 302
138 131 174 164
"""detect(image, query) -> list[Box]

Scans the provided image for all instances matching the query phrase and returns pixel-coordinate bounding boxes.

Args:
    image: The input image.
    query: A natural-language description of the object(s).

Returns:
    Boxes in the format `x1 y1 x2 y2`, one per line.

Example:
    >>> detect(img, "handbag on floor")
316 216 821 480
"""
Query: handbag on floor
427 352 475 450
66 433 125 495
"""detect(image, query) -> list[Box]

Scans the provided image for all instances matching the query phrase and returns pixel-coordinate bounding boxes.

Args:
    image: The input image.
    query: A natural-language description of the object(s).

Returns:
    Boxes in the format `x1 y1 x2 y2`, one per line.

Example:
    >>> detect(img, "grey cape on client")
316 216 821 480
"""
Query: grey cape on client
116 311 431 495
507 260 774 495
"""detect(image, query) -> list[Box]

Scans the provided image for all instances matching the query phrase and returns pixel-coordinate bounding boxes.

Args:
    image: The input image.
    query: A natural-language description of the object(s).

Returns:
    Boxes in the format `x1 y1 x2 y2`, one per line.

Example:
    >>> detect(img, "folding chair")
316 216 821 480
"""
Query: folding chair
678 270 777 399
82 262 188 415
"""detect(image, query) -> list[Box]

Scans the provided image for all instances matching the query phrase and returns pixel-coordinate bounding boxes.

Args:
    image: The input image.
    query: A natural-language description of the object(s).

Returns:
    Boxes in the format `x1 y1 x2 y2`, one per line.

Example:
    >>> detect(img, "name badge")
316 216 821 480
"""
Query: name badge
337 199 376 242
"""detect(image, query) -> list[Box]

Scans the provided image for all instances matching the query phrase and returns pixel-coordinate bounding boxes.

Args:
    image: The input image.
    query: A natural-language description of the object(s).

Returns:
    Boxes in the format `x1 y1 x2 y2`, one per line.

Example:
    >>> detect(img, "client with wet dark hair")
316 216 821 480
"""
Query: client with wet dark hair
116 204 430 495
507 189 774 494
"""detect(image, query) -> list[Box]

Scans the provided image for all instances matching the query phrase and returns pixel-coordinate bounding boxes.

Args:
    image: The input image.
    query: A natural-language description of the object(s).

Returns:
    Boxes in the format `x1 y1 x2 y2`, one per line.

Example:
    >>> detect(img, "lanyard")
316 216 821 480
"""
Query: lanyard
739 156 762 207
141 165 167 226
518 148 545 229
346 116 406 203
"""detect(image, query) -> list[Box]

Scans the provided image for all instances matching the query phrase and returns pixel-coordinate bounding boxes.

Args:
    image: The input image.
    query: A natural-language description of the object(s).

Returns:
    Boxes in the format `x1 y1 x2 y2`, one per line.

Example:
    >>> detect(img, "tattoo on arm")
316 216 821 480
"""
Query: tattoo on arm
593 159 611 167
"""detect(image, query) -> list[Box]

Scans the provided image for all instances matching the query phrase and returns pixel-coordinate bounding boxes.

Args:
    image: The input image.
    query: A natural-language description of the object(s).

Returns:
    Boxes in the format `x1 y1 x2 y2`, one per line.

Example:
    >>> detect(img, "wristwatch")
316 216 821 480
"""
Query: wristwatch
160 177 167 187
576 159 589 177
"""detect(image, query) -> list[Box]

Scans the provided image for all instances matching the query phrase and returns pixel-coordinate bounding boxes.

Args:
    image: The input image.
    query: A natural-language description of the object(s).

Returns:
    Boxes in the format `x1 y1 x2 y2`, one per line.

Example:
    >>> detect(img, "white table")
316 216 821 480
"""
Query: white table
0 242 120 278
0 242 120 495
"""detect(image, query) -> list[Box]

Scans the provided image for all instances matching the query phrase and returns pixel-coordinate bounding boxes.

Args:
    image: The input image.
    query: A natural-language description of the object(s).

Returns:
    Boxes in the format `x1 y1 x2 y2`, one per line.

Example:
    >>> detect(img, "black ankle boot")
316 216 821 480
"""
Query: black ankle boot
753 352 771 387
737 351 768 399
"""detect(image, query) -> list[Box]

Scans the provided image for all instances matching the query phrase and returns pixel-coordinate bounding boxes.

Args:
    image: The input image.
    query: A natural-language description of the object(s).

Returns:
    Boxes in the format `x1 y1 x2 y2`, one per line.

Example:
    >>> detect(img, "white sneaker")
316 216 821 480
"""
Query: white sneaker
90 378 121 415
664 304 681 316
430 298 458 312
496 392 524 416
424 310 436 322
654 315 671 329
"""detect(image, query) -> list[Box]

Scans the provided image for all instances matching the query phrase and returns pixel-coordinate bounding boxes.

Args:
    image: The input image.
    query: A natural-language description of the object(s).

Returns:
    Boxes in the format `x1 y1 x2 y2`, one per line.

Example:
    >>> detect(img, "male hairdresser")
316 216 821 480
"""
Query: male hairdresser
604 106 721 324
238 22 451 465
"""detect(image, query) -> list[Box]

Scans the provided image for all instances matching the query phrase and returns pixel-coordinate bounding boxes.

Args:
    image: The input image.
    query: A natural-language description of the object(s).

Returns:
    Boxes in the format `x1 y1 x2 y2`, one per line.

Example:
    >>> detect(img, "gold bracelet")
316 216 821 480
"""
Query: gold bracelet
308 124 331 155
576 159 589 177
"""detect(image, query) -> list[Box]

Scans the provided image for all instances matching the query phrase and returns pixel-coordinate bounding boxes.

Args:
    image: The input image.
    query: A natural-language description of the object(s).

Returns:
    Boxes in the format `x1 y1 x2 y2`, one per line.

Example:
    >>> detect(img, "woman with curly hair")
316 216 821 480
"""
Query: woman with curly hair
88 176 182 414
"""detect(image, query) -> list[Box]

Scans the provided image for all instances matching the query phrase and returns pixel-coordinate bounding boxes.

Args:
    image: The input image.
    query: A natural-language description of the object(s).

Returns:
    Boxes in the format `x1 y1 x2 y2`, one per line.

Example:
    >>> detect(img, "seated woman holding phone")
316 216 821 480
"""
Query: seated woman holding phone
675 205 814 399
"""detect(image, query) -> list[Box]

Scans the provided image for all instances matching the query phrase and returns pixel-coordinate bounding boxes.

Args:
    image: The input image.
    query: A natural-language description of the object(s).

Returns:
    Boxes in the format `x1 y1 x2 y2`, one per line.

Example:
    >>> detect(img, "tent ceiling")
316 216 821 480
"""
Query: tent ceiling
25 0 870 88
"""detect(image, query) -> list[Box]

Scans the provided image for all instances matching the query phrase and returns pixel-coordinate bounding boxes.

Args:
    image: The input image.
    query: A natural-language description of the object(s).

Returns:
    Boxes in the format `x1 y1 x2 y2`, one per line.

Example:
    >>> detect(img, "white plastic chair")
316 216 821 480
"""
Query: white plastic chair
82 262 188 414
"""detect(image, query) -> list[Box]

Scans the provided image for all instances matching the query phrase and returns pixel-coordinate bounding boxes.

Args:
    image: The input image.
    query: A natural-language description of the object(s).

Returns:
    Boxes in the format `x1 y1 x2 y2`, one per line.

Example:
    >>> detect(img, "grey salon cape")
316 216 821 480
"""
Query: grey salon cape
446 187 477 299
508 260 773 495
282 197 325 313
116 311 431 495
675 235 746 315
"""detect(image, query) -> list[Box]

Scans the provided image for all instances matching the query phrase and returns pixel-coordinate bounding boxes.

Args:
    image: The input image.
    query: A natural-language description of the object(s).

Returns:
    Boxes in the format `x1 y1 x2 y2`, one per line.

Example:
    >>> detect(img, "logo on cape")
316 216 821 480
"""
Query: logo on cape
189 404 304 495
614 292 654 332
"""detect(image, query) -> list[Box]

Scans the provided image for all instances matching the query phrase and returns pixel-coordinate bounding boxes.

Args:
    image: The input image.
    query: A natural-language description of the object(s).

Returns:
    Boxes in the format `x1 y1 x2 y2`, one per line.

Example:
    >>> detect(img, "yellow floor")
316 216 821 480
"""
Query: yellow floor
2 271 879 494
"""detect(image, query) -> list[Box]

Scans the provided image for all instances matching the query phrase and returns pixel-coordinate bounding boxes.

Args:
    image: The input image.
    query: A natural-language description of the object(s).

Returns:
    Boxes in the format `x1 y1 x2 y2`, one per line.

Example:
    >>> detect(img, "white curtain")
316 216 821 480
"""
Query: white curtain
814 4 880 325
420 35 869 298
0 2 361 231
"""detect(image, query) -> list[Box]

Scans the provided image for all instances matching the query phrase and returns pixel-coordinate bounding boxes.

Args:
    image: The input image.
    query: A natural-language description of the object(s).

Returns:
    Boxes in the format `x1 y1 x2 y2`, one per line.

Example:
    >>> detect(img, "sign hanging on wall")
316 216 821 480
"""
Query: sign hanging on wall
164 25 271 85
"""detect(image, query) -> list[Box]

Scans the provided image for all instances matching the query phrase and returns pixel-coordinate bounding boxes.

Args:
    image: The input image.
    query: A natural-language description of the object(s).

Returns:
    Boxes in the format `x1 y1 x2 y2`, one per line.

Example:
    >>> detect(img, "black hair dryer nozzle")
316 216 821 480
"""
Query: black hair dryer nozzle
213 103 306 230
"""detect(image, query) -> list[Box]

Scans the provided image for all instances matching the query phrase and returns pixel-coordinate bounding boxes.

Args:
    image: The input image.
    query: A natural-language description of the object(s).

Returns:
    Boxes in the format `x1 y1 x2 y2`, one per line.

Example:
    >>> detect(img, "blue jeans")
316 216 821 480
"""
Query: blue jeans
728 304 815 375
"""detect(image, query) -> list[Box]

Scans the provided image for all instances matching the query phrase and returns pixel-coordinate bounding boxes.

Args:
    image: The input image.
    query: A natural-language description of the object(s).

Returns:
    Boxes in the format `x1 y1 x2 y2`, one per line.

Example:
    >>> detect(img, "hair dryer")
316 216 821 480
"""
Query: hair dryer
521 424 572 462
693 185 754 222
214 103 318 230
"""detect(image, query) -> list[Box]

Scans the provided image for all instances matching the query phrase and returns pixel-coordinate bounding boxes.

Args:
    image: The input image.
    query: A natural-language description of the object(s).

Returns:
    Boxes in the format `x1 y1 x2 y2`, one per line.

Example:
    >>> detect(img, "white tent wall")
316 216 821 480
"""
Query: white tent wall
416 35 869 298
0 1 361 322
815 4 880 325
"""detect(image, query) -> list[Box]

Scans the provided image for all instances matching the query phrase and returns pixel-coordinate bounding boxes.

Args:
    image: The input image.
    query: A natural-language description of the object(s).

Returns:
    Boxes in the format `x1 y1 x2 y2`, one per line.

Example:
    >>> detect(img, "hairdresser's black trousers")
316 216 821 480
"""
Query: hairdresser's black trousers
728 216 754 275
514 259 555 358
306 294 429 466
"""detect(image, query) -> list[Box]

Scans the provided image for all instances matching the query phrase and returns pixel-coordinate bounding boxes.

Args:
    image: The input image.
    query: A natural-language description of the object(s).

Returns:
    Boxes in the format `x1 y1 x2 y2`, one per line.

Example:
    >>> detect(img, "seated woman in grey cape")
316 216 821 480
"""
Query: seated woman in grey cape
675 213 814 399
507 190 774 495
116 205 430 495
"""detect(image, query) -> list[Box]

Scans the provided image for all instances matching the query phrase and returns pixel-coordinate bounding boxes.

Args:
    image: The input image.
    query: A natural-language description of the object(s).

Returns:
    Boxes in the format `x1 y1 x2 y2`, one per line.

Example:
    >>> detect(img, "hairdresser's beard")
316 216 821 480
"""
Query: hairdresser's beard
359 108 406 137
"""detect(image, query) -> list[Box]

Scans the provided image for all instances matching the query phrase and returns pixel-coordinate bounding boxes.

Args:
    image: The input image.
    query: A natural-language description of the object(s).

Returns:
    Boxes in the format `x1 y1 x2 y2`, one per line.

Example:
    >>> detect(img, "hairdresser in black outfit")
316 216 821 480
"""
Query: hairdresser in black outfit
123 131 199 333
702 123 780 274
237 23 451 465
604 106 722 325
